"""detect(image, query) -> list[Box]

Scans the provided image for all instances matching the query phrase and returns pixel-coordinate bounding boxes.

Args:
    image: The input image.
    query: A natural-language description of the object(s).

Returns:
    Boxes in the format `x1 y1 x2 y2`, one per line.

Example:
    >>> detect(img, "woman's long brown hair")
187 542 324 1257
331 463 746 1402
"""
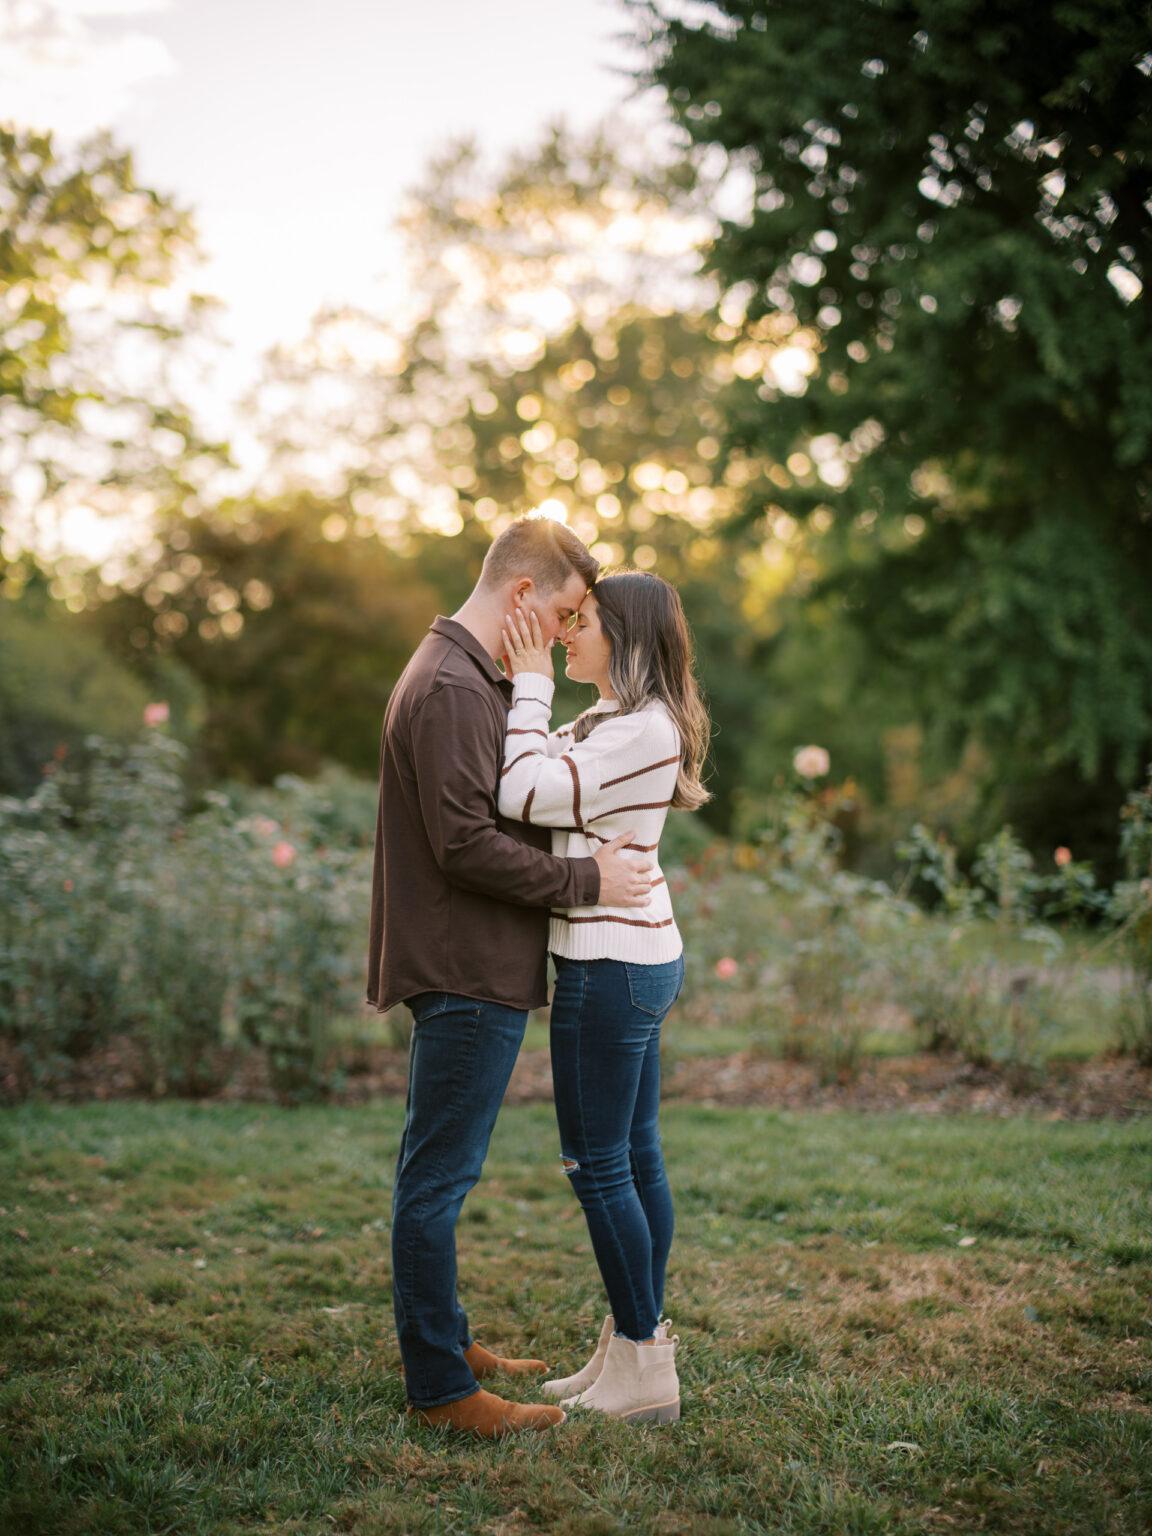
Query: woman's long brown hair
572 570 712 811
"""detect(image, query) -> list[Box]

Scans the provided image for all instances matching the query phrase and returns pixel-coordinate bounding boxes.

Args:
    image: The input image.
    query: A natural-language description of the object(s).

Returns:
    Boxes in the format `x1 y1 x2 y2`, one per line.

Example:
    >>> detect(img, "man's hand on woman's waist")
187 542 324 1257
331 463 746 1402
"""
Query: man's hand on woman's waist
593 830 653 907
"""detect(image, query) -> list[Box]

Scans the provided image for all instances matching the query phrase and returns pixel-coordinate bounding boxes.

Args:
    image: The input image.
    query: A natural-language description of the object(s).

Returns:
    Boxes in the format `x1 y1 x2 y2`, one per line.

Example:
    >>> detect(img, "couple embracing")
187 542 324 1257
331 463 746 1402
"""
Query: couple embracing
366 514 710 1437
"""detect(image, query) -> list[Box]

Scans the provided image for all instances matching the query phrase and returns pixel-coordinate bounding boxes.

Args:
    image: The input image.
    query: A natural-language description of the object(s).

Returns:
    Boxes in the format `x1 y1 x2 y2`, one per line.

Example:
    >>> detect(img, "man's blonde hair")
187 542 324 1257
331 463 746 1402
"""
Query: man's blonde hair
479 515 599 595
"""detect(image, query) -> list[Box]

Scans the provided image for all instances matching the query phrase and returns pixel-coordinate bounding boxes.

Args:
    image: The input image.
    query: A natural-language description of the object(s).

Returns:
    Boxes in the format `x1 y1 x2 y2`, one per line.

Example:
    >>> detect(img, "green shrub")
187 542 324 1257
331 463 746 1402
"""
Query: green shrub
682 787 921 1081
0 758 134 1067
0 731 371 1100
1111 767 1152 1064
3 736 1147 1099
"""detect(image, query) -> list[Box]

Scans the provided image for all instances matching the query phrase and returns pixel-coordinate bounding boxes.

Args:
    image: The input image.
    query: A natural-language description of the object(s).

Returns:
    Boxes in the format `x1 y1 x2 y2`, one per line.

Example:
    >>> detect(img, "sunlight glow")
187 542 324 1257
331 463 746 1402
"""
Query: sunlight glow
768 344 818 395
1108 264 1143 304
533 499 569 524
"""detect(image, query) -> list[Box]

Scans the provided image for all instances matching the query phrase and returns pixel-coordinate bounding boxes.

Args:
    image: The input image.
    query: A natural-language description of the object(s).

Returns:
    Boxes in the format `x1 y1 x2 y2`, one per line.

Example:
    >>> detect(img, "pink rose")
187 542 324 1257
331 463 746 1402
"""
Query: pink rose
272 841 297 869
1054 847 1072 868
143 702 170 727
793 745 830 779
714 956 738 980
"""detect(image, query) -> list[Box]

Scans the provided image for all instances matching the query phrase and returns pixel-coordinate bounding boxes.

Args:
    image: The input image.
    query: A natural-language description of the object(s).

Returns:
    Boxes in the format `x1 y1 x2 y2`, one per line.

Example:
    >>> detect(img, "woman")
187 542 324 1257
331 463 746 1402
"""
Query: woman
498 569 711 1425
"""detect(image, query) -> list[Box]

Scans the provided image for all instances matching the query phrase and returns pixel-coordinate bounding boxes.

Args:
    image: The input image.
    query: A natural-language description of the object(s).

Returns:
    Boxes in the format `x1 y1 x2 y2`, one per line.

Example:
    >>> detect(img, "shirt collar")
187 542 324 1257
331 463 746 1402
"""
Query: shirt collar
430 616 509 688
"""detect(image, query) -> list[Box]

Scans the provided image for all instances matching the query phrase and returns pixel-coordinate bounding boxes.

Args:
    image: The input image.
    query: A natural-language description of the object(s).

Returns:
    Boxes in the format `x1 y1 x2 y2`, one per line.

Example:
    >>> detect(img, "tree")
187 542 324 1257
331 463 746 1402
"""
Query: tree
0 126 228 570
88 496 442 783
240 124 799 821
637 0 1152 853
245 124 720 519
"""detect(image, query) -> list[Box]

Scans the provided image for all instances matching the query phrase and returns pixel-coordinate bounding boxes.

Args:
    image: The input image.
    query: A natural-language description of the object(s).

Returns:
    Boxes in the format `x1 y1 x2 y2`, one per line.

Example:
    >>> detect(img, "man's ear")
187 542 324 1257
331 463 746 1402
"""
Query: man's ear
512 578 533 606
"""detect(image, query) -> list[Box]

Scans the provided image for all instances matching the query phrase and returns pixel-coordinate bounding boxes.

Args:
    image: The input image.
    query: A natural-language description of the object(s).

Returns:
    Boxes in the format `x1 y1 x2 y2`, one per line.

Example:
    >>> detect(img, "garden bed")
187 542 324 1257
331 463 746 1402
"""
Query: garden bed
3 1032 1149 1119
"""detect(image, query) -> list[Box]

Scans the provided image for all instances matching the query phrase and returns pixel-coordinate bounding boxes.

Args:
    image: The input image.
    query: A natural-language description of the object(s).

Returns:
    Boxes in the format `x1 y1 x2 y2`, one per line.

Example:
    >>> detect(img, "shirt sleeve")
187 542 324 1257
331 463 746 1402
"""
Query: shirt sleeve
497 674 680 830
410 682 600 908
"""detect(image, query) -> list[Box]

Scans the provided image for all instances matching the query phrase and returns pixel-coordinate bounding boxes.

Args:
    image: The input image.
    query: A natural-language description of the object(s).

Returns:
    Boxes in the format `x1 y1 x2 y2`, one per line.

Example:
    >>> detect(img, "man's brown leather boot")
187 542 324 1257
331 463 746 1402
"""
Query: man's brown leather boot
464 1340 549 1379
409 1387 565 1437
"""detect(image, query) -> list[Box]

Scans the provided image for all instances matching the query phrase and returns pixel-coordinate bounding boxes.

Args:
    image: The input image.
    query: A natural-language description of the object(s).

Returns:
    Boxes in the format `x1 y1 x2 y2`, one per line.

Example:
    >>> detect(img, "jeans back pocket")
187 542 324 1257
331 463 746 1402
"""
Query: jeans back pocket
624 957 684 1018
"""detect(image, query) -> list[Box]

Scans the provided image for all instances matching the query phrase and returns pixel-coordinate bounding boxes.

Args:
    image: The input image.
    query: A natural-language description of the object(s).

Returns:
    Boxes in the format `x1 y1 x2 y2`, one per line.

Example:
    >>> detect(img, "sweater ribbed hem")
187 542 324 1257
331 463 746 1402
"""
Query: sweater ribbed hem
548 916 684 964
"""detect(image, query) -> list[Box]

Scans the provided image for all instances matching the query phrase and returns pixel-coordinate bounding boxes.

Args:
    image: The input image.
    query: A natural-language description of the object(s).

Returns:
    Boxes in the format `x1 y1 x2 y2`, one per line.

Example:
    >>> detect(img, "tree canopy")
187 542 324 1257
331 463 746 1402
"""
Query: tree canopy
0 126 227 580
637 0 1152 818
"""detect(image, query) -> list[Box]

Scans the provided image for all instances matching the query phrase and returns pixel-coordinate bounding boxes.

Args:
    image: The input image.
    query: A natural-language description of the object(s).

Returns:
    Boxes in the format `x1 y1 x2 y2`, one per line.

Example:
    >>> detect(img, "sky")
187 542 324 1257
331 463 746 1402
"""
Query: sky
2 0 659 434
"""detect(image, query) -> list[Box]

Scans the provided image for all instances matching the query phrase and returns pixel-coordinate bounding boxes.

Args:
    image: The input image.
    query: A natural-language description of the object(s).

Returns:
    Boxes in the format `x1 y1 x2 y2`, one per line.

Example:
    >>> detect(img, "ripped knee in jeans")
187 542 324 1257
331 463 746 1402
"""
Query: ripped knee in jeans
560 1154 580 1175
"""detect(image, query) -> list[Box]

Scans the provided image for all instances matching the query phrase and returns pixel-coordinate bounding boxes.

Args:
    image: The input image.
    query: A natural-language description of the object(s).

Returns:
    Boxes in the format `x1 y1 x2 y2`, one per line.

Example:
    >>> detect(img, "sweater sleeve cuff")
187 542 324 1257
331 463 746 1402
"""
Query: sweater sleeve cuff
511 673 556 708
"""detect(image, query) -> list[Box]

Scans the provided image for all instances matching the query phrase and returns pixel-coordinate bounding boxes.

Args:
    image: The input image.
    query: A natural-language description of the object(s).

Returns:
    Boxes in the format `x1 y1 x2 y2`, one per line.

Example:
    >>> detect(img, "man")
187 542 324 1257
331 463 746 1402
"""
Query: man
366 515 653 1438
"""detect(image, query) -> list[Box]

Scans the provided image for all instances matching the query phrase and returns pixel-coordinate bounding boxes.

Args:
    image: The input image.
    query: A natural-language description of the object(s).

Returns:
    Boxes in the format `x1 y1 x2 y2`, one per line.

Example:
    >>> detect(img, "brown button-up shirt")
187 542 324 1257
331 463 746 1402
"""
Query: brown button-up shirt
366 617 601 1013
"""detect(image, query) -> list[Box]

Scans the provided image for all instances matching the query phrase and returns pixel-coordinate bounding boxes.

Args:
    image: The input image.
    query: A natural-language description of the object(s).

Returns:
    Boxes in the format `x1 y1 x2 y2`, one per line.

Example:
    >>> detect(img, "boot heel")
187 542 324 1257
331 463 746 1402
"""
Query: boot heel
622 1398 680 1425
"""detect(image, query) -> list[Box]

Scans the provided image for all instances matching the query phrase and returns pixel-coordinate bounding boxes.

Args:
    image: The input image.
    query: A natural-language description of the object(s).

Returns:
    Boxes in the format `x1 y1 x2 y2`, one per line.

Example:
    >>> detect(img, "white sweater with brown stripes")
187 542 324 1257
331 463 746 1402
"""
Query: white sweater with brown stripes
496 673 684 963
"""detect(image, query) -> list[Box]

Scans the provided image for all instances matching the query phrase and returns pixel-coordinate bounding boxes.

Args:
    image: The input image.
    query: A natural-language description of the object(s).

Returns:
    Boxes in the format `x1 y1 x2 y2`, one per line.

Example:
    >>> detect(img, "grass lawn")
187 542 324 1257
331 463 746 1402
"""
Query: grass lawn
1 1101 1150 1535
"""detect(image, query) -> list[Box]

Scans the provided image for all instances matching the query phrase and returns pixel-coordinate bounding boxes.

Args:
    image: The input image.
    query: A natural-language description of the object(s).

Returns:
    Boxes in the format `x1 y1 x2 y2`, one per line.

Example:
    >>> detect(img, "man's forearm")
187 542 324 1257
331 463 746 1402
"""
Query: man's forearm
437 826 600 908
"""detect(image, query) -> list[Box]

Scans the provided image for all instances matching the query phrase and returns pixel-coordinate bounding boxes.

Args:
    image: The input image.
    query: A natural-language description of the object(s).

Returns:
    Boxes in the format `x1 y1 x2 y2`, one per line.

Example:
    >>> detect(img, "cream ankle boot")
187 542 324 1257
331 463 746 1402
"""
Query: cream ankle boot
566 1331 680 1424
543 1314 614 1401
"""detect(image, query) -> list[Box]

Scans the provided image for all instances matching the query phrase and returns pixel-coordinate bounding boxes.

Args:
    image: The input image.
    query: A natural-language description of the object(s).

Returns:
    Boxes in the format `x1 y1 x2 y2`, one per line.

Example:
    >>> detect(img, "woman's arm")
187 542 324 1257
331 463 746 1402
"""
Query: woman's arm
546 719 575 759
498 678 678 829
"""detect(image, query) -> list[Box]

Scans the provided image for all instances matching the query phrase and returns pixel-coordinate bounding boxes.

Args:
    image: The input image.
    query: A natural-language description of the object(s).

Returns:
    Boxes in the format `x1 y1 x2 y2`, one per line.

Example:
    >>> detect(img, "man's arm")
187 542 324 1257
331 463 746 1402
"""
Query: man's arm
410 681 601 909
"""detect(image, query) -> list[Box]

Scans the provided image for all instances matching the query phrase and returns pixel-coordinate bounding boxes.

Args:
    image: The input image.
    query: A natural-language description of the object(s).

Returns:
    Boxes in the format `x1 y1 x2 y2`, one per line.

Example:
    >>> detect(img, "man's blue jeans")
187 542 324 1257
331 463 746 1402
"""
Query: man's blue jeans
549 953 685 1342
391 991 527 1409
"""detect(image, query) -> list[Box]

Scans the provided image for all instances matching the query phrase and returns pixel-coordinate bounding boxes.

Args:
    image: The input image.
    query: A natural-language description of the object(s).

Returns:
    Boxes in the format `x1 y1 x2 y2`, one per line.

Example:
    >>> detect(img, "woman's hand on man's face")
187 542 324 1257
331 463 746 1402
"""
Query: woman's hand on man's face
501 607 555 680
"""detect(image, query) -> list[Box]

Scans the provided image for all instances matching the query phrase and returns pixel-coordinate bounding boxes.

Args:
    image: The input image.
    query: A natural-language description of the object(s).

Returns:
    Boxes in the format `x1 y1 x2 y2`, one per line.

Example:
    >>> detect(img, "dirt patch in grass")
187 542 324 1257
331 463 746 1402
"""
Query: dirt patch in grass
387 1044 1149 1119
661 1051 1152 1120
3 1035 1150 1119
